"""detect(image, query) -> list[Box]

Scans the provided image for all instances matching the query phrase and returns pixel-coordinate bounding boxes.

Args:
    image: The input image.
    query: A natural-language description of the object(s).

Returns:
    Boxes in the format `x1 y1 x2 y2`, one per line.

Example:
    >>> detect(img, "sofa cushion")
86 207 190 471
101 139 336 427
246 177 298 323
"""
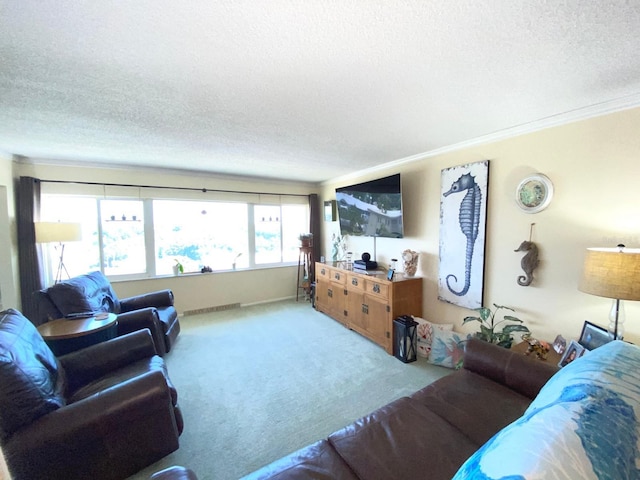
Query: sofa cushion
328 397 479 480
453 340 640 479
410 369 532 445
0 309 66 440
46 271 121 316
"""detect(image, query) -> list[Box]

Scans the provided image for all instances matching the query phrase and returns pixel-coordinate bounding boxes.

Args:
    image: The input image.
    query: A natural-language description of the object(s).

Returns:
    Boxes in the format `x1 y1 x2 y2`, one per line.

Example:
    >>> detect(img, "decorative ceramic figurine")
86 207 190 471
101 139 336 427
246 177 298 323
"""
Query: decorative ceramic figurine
514 240 539 286
402 249 419 277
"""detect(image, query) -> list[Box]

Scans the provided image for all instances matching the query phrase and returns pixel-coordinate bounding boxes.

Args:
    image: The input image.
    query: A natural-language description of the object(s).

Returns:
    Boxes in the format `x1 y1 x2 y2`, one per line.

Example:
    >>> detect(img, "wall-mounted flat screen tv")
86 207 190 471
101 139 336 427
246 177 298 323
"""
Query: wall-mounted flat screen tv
335 173 404 238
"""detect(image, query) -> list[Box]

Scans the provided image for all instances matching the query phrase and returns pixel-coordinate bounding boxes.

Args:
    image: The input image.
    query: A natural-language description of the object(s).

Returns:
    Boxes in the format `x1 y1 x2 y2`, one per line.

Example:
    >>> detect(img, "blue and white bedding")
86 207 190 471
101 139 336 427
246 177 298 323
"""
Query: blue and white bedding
453 340 640 479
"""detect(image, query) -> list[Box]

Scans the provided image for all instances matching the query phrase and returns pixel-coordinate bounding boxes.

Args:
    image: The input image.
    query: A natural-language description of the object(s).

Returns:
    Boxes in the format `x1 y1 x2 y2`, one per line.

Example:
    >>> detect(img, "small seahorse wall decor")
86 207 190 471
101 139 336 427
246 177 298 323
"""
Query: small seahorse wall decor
515 240 539 286
443 172 482 296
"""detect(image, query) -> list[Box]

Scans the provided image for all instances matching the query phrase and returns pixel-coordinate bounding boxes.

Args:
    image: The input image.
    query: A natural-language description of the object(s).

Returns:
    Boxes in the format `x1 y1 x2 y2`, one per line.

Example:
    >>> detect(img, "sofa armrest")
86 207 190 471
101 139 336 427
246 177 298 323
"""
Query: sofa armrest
5 371 179 480
120 290 175 311
116 307 167 355
463 338 558 399
59 330 157 389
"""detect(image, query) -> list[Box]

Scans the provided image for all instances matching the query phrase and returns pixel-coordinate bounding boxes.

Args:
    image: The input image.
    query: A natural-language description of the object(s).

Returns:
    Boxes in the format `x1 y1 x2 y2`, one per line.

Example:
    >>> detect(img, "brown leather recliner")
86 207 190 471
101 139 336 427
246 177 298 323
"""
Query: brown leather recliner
0 308 183 480
34 270 180 355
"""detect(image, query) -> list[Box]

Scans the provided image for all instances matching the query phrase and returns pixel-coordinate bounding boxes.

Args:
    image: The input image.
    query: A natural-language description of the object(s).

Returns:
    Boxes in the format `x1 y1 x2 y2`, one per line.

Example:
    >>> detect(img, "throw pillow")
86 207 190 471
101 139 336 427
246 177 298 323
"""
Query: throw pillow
427 329 469 368
452 340 640 479
413 317 454 358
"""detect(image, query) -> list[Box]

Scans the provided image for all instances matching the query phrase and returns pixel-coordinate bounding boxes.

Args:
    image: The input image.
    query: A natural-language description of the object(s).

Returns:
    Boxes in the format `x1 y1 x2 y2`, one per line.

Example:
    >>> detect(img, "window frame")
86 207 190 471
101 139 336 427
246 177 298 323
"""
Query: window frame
39 191 310 283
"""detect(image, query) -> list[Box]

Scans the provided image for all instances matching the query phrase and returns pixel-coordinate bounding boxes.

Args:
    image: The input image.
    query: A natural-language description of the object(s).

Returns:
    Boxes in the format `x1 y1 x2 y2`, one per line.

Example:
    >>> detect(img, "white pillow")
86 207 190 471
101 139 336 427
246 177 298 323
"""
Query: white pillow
412 317 454 358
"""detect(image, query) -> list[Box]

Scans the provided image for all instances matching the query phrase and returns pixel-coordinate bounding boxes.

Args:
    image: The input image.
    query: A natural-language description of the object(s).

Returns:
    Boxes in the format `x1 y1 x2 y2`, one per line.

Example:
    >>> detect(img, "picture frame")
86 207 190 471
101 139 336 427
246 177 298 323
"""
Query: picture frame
324 200 337 222
578 320 612 351
438 160 489 309
552 334 566 354
558 340 585 368
386 269 395 281
515 173 554 214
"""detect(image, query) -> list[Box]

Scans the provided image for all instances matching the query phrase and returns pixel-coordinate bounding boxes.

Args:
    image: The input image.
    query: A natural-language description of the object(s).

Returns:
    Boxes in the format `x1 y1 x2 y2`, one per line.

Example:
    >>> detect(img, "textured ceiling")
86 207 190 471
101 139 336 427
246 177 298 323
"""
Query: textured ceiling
1 1 640 183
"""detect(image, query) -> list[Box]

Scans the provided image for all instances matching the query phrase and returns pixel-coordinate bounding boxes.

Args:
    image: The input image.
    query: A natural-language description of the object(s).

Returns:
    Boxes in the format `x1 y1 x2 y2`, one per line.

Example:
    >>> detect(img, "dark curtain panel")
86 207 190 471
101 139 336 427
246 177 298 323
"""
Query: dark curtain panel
17 176 43 321
309 194 321 280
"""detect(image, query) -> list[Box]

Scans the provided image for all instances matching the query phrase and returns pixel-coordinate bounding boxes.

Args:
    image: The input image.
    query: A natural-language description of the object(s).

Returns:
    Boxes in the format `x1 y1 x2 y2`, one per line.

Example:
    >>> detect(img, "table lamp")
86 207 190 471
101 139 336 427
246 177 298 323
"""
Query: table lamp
578 245 640 340
35 222 83 283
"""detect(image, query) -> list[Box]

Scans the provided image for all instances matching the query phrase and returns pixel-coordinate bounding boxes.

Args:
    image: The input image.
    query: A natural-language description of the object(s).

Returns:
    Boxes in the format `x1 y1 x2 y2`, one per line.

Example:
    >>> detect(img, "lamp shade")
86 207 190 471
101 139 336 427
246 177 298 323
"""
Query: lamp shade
35 222 83 244
578 247 640 301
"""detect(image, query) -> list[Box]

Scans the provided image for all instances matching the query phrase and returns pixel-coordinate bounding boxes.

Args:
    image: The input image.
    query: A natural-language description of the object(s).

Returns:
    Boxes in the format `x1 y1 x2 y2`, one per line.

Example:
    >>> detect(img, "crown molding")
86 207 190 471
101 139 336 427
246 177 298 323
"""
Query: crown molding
325 93 640 186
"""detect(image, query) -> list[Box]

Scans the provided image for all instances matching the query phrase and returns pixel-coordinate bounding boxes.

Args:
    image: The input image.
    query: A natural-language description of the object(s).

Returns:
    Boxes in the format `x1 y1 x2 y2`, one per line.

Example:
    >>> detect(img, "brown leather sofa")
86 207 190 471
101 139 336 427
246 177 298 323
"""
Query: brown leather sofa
242 338 558 480
0 308 183 480
34 270 180 355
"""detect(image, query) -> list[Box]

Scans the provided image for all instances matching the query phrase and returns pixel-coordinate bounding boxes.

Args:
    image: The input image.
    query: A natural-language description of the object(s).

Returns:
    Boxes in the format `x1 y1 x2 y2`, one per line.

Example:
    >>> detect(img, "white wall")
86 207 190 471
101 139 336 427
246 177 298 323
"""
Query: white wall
0 153 18 310
320 107 640 345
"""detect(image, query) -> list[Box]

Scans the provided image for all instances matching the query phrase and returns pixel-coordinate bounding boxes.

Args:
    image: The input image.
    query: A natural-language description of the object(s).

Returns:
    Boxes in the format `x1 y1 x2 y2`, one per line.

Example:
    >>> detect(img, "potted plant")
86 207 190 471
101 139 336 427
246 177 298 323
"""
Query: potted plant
232 252 242 270
173 259 184 276
462 303 530 349
298 233 313 247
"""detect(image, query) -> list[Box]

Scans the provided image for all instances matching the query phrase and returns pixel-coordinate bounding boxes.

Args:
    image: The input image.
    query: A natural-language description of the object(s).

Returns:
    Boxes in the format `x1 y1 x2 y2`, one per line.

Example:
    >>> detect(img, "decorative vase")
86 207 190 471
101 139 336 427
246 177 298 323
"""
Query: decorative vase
402 250 419 277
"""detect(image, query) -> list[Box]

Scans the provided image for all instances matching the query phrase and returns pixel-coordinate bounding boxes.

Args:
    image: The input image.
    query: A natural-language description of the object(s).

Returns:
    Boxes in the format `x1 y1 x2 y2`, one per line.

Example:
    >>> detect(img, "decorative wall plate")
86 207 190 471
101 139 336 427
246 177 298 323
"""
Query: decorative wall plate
515 173 554 213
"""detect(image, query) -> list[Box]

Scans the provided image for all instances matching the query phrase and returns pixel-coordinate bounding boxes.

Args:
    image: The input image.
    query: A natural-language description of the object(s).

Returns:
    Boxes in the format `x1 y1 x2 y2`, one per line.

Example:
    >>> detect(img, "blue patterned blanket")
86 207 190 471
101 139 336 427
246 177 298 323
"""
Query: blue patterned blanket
453 340 640 479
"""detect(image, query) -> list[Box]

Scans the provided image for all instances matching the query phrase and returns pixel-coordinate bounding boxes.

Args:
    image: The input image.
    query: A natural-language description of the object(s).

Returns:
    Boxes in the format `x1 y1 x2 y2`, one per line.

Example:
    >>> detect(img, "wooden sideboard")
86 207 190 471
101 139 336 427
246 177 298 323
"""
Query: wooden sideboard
315 262 423 354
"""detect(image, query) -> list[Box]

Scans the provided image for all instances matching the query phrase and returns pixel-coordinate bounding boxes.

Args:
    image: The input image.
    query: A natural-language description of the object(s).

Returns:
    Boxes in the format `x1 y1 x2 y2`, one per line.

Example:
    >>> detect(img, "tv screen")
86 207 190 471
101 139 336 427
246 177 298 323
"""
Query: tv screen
335 173 404 238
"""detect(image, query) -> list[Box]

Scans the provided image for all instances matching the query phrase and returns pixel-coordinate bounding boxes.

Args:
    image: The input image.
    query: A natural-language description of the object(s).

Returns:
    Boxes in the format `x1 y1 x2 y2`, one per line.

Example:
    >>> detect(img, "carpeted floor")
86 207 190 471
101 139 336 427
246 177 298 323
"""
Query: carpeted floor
129 300 451 480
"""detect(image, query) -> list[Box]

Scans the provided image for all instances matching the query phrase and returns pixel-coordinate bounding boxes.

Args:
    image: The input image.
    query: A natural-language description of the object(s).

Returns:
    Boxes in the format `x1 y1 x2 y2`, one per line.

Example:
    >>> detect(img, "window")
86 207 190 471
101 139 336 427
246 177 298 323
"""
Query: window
39 193 309 282
254 205 282 265
39 196 100 279
254 204 310 265
282 204 310 262
100 200 146 276
154 200 248 274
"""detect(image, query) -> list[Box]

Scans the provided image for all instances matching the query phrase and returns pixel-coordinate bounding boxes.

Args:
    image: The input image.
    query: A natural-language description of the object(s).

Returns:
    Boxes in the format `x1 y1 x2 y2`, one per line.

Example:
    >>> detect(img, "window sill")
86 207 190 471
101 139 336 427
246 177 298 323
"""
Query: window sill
109 263 297 283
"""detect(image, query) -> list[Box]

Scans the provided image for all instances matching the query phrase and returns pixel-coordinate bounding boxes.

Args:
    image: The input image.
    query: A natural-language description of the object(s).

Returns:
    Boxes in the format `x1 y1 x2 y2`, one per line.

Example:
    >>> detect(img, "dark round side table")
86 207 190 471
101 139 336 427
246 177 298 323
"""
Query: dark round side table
37 312 118 356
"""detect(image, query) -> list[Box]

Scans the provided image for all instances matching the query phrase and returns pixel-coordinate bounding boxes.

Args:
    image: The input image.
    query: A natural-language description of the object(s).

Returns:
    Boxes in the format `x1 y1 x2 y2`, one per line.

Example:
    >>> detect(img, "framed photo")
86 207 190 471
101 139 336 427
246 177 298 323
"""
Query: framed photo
578 321 612 351
386 269 395 281
552 334 566 354
515 173 554 214
558 340 585 368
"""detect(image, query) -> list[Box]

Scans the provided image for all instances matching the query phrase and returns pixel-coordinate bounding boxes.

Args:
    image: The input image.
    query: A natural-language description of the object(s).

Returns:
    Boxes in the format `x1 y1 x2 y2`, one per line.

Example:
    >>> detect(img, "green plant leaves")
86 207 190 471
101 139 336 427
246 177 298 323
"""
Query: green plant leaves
463 304 530 348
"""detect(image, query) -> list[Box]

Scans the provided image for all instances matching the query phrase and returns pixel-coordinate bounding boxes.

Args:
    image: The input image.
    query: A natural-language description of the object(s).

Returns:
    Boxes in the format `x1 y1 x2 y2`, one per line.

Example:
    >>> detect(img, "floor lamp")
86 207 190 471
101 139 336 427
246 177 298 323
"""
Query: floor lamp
578 245 640 340
35 222 83 284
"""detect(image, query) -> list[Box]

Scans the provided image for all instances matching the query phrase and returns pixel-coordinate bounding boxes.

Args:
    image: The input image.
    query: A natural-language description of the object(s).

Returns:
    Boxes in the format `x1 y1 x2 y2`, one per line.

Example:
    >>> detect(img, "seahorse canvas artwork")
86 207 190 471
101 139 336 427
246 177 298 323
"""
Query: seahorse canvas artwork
439 160 489 309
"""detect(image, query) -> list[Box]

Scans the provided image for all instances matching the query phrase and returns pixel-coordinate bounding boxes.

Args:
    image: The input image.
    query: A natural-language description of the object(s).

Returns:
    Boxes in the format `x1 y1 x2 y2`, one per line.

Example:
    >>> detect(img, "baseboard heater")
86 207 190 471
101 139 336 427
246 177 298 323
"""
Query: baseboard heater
183 303 241 316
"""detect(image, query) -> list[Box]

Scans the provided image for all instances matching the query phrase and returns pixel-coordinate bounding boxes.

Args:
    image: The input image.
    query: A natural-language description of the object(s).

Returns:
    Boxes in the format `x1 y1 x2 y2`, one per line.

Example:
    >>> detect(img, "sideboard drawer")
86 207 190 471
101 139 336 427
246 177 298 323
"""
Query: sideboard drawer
346 273 365 292
330 269 346 286
366 280 389 299
317 265 330 280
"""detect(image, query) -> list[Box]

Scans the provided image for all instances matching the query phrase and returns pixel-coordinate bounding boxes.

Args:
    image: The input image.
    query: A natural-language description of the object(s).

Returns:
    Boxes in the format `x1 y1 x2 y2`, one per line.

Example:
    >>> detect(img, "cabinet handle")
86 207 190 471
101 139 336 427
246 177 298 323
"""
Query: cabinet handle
334 273 341 280
362 304 369 314
321 268 326 275
373 284 380 294
328 289 333 298
351 278 358 286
